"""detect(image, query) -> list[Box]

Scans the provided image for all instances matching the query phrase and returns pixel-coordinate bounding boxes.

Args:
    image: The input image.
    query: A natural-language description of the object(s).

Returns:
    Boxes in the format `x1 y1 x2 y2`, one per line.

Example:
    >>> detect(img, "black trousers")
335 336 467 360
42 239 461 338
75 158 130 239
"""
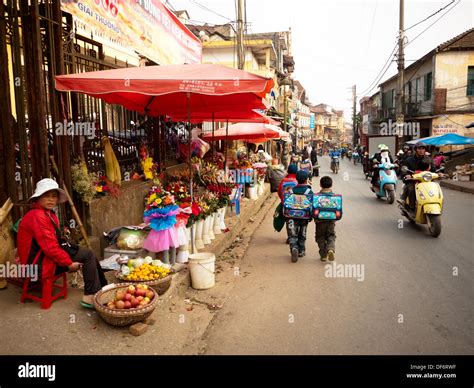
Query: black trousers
315 221 336 258
401 182 416 209
56 247 108 295
286 218 308 253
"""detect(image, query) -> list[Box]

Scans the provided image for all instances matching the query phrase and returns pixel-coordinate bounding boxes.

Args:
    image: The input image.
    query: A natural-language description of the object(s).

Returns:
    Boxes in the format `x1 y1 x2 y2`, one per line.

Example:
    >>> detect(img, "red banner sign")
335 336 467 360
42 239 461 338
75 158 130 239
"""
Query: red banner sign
61 0 202 65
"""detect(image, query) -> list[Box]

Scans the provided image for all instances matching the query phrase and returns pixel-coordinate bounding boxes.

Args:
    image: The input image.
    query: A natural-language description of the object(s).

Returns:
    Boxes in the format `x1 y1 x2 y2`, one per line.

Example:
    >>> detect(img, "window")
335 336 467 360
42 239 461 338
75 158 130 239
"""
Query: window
468 66 474 96
424 72 432 101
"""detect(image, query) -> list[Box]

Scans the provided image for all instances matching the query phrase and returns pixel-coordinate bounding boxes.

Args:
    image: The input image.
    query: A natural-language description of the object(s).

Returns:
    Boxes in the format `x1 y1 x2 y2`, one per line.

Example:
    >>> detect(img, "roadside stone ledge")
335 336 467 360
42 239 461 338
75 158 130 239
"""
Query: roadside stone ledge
440 179 474 194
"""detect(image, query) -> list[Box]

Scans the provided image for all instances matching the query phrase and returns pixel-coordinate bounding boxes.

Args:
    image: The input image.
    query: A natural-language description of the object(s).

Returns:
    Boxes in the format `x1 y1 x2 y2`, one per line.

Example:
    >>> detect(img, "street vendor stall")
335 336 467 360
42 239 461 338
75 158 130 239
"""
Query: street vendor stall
55 64 273 302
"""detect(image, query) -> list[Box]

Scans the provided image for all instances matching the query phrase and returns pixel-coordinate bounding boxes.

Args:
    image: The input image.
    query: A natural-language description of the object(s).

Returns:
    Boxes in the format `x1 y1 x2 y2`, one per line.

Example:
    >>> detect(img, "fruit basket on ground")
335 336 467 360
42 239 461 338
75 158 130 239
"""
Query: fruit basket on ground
116 260 173 295
94 283 158 327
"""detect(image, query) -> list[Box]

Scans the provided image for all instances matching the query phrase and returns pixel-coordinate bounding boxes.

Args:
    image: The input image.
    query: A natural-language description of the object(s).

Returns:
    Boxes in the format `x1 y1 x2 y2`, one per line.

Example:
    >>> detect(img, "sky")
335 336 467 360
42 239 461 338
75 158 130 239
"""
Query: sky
167 0 473 121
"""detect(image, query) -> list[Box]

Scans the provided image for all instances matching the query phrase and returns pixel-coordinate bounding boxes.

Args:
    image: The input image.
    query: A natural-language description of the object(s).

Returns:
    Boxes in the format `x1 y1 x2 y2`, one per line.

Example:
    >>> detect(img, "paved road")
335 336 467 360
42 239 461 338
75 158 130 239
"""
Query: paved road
203 156 474 354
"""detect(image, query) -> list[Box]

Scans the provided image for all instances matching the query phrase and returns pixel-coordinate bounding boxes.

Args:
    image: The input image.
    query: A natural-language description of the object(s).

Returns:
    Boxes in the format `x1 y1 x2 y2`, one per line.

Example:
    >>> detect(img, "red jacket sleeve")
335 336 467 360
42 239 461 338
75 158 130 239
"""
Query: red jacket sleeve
31 211 73 267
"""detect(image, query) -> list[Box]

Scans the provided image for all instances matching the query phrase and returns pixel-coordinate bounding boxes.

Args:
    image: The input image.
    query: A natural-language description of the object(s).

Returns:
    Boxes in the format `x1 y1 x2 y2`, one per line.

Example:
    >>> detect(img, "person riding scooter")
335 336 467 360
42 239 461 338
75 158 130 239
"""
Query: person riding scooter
329 148 341 173
398 142 436 212
371 144 394 188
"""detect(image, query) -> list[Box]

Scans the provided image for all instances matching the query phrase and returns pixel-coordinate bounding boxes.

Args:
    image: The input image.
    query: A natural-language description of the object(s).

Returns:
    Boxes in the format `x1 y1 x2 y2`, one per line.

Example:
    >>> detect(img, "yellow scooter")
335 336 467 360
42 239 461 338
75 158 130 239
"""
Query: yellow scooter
398 166 446 237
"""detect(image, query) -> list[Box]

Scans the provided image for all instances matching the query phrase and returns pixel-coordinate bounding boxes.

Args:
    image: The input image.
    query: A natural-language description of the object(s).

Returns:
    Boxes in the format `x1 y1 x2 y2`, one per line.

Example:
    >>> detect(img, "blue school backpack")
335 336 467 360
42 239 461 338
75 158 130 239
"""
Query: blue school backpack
283 188 313 220
313 192 343 221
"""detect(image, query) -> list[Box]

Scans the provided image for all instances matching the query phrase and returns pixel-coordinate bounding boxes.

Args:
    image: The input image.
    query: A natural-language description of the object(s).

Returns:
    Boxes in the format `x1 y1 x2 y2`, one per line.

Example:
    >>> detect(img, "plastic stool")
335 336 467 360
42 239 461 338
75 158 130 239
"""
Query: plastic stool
20 273 68 310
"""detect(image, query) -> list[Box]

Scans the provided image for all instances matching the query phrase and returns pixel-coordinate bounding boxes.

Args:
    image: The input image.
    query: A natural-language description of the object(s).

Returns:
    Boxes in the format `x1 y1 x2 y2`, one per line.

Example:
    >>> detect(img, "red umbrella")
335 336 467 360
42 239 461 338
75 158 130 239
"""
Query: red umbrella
202 123 288 141
55 64 273 116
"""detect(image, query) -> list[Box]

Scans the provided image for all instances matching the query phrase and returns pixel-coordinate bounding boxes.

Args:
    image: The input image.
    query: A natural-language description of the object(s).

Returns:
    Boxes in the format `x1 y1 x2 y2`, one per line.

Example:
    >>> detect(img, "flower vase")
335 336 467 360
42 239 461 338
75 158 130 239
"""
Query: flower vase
195 220 205 250
177 243 189 263
257 181 264 196
219 206 227 231
203 217 212 245
189 226 198 254
209 214 216 240
213 211 221 235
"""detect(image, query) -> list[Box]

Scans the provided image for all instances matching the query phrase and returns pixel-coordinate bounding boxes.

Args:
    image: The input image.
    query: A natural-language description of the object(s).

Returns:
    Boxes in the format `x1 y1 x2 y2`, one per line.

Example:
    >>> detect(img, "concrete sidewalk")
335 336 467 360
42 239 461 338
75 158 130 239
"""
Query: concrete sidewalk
0 183 275 355
440 179 474 194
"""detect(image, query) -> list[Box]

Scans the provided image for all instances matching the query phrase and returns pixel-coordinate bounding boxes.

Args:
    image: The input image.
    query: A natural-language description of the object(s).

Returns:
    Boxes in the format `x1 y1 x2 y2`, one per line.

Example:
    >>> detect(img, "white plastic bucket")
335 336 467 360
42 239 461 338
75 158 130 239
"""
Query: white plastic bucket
188 253 216 290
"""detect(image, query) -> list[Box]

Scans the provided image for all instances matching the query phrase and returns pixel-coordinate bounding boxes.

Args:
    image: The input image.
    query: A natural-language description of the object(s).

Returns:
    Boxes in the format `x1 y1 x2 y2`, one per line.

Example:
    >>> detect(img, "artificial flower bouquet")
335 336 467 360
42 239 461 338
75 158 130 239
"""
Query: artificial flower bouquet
143 186 179 253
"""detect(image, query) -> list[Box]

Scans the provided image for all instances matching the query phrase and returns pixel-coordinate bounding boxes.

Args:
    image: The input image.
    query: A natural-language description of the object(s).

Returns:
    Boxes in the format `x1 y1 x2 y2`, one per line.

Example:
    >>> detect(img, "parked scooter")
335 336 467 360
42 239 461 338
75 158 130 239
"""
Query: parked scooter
330 155 340 174
397 166 446 237
370 162 398 204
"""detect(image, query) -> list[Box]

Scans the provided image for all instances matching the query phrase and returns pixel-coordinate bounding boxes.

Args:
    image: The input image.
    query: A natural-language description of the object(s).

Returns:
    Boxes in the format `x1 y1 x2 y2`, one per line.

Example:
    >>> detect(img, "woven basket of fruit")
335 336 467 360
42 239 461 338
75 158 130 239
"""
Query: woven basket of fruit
94 283 158 327
116 262 174 295
115 272 173 295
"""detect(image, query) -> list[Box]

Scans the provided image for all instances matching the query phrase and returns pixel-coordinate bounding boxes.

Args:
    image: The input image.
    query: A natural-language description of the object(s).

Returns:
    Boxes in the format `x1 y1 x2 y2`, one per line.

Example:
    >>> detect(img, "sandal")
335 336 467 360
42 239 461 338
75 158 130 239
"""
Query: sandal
80 301 95 310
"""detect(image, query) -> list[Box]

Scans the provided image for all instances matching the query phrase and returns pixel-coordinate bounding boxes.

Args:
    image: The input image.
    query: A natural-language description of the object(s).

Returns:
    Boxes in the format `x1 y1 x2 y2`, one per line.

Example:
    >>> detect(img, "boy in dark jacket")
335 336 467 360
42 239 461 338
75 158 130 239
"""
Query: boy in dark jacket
315 176 337 261
286 170 313 262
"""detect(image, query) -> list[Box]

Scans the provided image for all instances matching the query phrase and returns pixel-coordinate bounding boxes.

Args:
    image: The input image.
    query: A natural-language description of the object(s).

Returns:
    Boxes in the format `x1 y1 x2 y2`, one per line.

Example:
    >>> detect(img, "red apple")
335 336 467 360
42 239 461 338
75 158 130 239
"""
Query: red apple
139 300 147 307
137 289 146 297
136 296 144 303
127 285 136 293
124 293 132 301
145 290 154 300
115 300 125 309
124 301 132 309
131 297 139 308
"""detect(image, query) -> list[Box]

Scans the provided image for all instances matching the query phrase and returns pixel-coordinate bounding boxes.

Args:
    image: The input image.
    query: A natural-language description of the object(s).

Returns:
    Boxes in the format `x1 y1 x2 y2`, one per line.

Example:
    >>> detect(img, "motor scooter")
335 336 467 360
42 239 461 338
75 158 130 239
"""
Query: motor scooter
370 162 397 204
397 166 445 237
330 156 340 174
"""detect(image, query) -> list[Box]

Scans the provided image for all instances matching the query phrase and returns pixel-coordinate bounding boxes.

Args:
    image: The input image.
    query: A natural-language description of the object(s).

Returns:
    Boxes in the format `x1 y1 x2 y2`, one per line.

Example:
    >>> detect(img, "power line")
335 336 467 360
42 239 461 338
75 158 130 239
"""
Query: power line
405 0 460 48
190 0 234 22
404 0 455 32
359 42 398 97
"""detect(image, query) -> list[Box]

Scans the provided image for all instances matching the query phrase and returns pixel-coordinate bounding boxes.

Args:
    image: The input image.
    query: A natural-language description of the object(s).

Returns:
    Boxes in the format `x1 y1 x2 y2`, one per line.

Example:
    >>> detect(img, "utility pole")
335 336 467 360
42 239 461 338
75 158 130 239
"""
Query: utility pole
236 0 245 70
352 85 357 147
396 0 405 138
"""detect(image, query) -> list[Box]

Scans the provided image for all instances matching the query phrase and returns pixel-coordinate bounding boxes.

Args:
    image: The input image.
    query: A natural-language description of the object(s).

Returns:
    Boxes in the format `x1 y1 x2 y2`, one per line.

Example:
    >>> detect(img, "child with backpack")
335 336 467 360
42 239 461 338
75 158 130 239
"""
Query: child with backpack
283 170 313 263
313 176 342 262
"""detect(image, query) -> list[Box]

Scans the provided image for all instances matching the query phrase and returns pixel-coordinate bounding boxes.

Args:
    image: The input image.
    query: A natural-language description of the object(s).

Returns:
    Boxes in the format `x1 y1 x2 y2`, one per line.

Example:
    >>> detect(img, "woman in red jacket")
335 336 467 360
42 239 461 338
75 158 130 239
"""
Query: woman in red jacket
17 179 107 308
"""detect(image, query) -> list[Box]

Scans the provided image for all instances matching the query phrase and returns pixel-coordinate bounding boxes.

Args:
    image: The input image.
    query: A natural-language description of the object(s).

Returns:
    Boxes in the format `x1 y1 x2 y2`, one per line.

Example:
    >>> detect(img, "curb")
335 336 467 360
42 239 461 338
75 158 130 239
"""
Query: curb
440 180 474 194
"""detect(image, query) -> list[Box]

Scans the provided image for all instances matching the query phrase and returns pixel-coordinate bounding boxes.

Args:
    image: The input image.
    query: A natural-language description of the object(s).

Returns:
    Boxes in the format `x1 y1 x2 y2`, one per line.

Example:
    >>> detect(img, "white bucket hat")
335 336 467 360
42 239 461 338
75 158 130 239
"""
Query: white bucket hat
29 178 68 203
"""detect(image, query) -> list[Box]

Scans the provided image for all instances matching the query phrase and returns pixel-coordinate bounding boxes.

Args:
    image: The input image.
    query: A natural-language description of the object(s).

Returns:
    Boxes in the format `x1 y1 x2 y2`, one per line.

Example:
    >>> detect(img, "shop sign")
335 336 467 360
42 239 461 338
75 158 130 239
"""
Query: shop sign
62 0 202 65
310 113 315 129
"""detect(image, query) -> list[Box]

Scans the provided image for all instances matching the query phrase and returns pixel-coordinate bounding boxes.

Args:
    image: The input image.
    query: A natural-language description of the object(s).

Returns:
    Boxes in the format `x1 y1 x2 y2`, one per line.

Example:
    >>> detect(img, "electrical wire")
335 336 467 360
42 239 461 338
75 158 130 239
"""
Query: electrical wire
190 0 234 22
404 0 455 32
405 0 460 48
358 42 398 97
